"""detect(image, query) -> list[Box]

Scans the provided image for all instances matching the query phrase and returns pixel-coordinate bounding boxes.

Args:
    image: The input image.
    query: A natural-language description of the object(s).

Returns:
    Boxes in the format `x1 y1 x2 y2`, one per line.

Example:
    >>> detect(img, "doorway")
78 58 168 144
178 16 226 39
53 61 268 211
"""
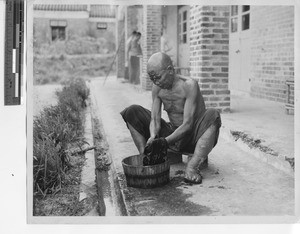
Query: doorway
229 5 251 93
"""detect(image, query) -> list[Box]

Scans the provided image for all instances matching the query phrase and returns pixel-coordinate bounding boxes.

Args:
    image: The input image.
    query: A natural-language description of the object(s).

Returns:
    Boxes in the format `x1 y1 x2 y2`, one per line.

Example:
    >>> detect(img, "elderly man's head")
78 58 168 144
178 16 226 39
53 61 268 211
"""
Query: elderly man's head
147 52 175 89
147 52 173 73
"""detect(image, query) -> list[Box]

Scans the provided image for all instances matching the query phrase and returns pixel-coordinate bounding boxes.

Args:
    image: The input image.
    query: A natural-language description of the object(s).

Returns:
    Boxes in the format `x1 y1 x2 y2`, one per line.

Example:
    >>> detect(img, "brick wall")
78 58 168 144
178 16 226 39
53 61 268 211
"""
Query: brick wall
141 5 162 90
117 19 125 78
189 6 230 113
251 6 294 103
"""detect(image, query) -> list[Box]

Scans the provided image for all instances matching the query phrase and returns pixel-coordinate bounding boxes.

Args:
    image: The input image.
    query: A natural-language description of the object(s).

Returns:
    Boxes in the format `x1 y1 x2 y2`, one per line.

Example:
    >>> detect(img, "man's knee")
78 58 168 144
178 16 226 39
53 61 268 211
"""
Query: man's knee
198 124 219 148
125 104 144 113
206 108 222 128
121 104 144 121
206 123 218 135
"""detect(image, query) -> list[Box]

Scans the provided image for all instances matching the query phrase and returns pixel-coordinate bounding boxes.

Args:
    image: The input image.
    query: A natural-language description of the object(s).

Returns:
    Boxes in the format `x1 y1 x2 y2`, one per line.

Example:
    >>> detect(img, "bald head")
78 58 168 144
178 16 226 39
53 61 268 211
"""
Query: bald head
147 52 173 74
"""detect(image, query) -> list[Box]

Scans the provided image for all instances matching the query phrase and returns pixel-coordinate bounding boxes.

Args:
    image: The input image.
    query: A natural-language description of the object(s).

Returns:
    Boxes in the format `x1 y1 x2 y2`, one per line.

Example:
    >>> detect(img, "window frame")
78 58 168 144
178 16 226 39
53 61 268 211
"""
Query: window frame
241 6 250 31
50 20 67 41
180 10 188 44
230 5 250 34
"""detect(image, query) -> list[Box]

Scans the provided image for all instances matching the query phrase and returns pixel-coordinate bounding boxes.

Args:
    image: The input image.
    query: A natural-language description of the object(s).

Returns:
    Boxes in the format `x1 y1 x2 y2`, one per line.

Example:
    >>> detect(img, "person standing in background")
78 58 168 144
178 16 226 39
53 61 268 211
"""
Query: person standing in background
125 31 137 80
128 32 142 84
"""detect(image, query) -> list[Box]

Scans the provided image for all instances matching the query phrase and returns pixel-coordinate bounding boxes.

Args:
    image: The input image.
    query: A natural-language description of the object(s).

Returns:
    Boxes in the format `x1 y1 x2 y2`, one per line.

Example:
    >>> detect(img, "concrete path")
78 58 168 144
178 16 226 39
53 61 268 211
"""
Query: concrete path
89 76 294 216
223 91 294 161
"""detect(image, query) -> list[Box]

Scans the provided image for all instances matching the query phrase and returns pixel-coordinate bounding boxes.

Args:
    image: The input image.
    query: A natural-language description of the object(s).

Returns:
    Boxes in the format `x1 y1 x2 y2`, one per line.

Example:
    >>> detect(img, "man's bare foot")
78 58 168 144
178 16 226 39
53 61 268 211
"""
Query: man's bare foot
184 167 202 184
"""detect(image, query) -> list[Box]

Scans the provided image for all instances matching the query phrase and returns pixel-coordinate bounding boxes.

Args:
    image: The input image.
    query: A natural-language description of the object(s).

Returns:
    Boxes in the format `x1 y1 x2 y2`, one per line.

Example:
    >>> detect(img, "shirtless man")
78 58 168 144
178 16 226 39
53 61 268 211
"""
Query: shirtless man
121 52 221 184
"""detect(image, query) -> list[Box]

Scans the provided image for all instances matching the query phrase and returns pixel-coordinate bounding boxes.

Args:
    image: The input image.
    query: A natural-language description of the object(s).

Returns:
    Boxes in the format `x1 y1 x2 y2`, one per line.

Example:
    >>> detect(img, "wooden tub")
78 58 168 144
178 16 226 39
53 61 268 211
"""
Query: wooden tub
122 155 170 189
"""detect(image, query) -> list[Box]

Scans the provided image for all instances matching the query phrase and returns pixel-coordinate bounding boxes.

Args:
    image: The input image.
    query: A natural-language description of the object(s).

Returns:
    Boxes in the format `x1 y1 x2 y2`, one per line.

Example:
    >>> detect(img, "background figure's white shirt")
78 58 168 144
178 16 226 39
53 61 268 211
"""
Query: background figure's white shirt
125 36 133 66
161 35 171 53
161 35 176 66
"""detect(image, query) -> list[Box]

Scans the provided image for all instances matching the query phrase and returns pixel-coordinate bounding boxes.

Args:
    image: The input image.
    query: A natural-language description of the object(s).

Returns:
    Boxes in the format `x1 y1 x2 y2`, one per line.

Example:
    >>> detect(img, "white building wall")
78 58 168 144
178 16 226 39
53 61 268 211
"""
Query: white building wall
162 6 178 66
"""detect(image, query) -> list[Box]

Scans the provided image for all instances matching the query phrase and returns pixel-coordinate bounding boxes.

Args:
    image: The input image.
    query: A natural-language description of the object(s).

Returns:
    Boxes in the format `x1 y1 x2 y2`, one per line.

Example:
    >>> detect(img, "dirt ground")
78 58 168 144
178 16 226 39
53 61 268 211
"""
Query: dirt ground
33 153 97 216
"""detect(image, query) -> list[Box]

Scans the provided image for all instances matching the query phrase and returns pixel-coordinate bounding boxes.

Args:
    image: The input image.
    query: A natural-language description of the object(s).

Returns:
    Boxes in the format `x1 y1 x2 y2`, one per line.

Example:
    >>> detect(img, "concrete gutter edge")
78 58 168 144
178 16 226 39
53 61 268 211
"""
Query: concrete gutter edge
88 98 129 216
220 126 294 177
79 108 98 216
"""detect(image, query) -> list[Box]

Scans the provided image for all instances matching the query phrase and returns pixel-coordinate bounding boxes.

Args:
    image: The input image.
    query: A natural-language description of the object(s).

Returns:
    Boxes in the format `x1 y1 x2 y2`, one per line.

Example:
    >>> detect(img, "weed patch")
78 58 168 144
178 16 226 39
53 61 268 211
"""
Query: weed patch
33 78 90 196
231 130 279 156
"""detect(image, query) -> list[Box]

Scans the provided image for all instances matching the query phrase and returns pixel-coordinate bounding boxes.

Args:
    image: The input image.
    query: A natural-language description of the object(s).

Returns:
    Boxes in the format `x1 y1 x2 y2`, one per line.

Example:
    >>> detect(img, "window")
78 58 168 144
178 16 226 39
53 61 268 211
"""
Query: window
183 22 187 33
180 10 188 44
50 20 67 41
97 22 107 30
230 5 250 33
242 14 250 30
230 6 238 33
51 27 65 41
242 5 250 12
183 11 187 21
231 5 238 16
231 17 238 33
183 34 187 44
241 5 250 31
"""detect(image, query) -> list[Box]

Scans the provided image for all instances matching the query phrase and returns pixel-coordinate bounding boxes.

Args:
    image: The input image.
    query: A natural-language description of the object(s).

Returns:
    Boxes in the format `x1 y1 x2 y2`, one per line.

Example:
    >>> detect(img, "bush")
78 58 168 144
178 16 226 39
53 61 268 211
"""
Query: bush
33 78 90 195
57 77 90 109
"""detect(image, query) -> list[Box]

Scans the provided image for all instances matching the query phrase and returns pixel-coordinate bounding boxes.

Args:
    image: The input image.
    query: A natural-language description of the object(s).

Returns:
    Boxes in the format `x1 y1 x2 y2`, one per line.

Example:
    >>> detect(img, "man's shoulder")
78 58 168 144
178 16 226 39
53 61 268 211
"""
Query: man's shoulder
177 75 197 83
178 77 198 89
176 77 199 99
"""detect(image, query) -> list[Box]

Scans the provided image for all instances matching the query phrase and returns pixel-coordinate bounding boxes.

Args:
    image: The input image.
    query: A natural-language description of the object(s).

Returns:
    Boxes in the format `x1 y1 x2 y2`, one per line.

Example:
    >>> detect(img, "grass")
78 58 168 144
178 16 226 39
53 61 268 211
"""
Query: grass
33 77 90 196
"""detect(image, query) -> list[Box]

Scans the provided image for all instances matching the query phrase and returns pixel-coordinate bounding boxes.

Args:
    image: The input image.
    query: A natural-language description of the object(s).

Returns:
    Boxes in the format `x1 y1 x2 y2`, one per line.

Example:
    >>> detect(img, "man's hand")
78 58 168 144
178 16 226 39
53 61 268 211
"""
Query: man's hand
143 137 168 165
144 137 168 156
143 138 169 166
146 136 155 147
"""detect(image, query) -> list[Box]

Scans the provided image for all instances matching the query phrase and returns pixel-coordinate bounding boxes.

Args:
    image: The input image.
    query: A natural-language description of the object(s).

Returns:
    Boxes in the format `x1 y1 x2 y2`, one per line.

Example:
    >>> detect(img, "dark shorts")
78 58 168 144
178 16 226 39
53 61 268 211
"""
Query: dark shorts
129 56 140 84
120 105 221 153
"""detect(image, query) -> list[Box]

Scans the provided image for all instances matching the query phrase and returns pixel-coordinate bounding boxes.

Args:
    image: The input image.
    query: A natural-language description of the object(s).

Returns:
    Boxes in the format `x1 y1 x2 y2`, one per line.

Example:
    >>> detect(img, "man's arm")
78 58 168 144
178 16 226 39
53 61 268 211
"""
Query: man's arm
165 80 198 145
148 85 162 143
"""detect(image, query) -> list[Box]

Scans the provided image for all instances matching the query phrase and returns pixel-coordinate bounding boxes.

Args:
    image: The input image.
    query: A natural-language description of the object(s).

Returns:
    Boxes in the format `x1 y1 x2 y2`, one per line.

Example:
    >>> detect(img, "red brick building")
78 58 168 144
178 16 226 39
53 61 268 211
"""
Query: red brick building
116 5 294 113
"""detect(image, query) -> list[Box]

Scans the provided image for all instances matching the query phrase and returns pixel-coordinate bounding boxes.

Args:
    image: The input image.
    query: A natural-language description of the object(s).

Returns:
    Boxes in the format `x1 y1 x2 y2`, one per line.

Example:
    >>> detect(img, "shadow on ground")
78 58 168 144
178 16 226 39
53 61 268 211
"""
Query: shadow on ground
118 172 214 216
